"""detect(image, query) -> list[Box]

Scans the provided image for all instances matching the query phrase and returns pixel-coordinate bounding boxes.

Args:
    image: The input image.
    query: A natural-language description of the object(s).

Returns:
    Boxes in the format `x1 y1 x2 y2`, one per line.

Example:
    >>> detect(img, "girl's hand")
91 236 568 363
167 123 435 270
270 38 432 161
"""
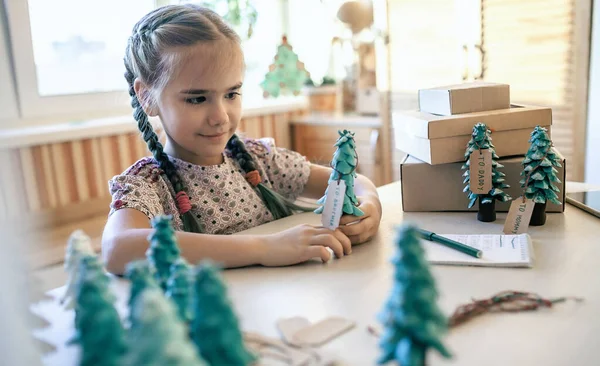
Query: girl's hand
258 224 352 266
338 195 382 245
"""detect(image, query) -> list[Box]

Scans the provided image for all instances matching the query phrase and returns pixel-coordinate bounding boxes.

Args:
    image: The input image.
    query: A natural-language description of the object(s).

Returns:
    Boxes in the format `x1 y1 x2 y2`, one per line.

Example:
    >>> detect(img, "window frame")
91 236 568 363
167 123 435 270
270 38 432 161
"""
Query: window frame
0 3 19 125
3 0 132 123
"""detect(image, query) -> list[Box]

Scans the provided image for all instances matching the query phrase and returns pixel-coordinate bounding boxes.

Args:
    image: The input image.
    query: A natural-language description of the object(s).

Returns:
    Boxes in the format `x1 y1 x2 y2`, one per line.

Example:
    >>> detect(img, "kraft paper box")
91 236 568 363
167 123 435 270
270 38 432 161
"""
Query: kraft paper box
392 104 552 165
400 154 566 213
418 82 510 116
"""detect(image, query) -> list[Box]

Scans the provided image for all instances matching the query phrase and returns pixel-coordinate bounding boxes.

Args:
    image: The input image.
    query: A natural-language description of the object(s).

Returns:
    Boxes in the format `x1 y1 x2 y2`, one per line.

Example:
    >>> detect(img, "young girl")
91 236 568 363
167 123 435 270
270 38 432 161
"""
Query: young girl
102 4 382 275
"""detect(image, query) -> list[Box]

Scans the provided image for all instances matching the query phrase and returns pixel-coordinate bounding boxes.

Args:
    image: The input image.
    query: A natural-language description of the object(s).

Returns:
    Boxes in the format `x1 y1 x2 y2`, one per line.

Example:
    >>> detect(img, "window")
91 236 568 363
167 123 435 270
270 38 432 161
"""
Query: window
0 4 19 123
2 0 286 126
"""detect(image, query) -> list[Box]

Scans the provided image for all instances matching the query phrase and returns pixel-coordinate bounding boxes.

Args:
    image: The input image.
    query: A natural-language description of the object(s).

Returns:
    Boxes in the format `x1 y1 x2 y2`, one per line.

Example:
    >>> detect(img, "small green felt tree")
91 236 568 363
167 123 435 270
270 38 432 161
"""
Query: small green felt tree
190 260 256 366
462 123 511 222
126 288 208 366
72 256 127 366
377 223 451 366
520 125 562 226
146 215 181 291
61 230 96 309
315 129 364 217
165 258 194 323
125 259 160 330
260 35 310 98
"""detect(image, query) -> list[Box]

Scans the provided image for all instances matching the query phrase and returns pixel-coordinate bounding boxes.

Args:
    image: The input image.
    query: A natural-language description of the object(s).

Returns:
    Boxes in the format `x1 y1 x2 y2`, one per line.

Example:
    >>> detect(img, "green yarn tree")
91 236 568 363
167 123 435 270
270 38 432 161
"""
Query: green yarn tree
315 129 364 217
61 230 95 309
165 258 193 323
462 123 511 222
127 289 208 366
146 215 181 291
125 260 160 329
377 224 451 366
190 260 256 366
71 256 127 366
520 125 562 226
260 35 310 98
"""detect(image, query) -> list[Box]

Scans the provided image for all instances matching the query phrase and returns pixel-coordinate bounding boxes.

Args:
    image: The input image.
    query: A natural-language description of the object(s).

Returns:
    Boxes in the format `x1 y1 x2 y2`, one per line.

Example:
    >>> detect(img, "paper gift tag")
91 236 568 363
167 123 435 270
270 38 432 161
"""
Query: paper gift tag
321 180 346 230
469 149 492 194
277 316 311 346
291 316 355 347
503 197 535 234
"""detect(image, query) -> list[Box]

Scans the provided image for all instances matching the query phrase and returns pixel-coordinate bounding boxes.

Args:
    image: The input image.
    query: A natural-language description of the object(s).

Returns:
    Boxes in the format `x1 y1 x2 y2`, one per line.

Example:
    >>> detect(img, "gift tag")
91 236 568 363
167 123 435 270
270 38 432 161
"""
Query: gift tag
503 197 535 234
291 316 356 347
469 149 492 194
320 180 346 230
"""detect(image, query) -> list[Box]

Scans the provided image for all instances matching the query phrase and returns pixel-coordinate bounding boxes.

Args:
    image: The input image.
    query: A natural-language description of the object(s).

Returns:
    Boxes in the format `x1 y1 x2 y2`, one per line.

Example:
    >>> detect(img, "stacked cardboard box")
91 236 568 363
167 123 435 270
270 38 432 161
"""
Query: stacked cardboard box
393 82 566 212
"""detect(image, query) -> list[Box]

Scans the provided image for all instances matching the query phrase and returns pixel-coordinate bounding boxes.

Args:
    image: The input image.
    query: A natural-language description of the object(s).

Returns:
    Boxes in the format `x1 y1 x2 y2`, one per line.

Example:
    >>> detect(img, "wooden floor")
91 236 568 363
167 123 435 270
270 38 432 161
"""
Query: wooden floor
31 215 107 293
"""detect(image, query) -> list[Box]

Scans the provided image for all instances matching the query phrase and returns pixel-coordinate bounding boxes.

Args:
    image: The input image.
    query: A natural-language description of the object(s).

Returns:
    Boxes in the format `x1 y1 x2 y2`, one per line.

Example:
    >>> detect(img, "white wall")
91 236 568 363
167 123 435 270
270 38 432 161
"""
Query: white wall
586 0 600 184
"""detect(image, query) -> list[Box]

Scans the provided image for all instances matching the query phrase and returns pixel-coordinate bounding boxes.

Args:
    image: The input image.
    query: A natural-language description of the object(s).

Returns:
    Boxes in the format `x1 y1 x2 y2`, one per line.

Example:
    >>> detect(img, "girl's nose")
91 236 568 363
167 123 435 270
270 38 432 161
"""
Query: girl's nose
208 101 228 127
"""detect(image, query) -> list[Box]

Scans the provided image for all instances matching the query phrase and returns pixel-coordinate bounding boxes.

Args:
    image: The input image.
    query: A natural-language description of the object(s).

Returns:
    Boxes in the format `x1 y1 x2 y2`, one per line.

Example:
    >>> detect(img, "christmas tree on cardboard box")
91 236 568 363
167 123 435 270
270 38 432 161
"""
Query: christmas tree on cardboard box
260 35 310 98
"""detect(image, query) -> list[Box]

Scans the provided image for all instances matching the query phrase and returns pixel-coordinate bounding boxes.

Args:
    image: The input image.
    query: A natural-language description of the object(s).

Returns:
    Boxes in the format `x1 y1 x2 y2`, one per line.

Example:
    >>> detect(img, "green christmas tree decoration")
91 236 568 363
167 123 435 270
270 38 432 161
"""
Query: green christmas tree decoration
125 259 160 329
126 288 208 366
71 256 127 366
190 260 256 366
146 215 182 291
315 129 364 217
321 76 336 85
462 123 511 222
165 258 194 323
260 35 310 98
61 230 96 309
377 223 451 366
519 125 562 226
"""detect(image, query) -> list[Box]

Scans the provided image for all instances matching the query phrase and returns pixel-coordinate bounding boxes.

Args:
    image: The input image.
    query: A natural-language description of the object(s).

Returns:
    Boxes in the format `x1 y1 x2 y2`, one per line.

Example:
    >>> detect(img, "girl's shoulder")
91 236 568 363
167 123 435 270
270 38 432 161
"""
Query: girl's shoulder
120 157 163 181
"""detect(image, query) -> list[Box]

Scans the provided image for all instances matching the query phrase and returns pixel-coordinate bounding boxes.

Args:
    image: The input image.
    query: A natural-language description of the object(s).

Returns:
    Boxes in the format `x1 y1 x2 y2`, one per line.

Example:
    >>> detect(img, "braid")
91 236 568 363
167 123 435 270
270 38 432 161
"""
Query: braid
124 66 203 233
226 134 312 220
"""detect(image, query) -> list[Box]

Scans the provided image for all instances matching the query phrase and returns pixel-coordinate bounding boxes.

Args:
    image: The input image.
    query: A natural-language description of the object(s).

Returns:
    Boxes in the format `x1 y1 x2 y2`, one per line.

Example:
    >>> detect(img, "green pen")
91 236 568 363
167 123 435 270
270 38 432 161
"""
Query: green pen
417 229 482 258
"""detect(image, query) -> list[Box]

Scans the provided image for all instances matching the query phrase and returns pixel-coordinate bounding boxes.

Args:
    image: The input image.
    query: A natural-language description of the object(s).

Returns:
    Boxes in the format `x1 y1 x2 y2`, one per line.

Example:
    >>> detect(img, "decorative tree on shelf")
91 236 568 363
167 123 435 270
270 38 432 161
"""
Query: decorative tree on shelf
125 259 160 330
165 258 194 324
146 215 182 291
260 35 310 98
61 230 96 309
462 123 511 222
190 260 256 366
127 289 208 366
315 129 364 217
71 256 126 366
377 223 452 366
520 125 562 226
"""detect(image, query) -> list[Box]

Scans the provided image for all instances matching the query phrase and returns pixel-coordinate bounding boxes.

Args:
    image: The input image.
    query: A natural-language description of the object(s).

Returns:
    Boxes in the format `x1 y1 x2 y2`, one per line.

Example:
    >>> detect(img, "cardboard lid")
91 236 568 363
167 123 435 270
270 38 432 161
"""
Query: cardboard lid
423 81 508 91
392 104 552 139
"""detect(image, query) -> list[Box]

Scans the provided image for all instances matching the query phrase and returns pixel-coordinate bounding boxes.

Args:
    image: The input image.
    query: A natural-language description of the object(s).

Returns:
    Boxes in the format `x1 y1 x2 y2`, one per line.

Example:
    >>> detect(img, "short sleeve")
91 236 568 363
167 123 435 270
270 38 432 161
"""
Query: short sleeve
108 174 164 219
245 137 311 200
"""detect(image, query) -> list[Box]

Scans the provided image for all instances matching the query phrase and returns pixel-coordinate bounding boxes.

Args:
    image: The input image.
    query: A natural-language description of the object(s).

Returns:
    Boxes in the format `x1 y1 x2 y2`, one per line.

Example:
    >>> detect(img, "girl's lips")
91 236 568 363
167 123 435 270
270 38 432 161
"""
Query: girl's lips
198 132 227 142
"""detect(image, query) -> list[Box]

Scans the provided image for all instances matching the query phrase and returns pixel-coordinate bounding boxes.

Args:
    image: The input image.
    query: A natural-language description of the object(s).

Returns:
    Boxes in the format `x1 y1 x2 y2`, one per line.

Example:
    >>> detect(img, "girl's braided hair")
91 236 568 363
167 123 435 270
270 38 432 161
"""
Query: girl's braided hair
124 4 308 233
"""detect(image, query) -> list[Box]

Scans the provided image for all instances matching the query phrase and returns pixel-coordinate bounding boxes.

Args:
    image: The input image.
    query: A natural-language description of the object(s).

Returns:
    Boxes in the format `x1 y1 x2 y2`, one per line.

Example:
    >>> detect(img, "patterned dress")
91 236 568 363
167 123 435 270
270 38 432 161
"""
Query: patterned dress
108 138 311 234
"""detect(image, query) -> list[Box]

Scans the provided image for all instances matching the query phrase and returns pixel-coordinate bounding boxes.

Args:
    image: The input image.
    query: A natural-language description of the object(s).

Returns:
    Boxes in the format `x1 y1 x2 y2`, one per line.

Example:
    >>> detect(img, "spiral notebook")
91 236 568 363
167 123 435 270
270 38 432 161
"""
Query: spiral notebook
421 234 534 268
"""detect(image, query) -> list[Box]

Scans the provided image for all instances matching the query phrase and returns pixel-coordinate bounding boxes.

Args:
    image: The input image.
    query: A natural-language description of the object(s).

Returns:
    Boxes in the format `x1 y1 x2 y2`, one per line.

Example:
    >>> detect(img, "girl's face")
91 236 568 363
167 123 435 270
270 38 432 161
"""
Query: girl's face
156 40 245 166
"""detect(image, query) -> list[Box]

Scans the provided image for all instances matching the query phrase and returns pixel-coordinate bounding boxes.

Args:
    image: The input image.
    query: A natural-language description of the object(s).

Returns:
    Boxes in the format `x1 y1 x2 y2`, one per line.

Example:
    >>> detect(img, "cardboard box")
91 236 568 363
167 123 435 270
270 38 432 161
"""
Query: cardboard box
392 104 552 165
400 154 566 213
418 82 510 116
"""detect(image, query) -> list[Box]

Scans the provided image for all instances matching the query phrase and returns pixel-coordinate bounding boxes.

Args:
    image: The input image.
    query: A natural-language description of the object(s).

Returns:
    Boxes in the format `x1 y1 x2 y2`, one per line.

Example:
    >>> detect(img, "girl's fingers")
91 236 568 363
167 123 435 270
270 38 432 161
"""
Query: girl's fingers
333 229 352 255
310 234 344 258
339 218 373 237
339 215 366 226
305 245 331 263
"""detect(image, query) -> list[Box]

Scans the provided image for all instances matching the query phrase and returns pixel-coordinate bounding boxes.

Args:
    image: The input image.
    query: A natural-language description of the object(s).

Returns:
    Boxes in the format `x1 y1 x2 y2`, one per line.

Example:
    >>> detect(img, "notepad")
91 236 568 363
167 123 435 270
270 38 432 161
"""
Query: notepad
421 234 533 268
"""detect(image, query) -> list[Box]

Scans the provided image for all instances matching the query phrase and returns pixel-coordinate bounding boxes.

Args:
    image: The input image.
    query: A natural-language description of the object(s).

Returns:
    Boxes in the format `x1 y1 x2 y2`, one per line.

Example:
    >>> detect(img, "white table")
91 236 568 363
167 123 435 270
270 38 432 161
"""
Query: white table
34 182 600 365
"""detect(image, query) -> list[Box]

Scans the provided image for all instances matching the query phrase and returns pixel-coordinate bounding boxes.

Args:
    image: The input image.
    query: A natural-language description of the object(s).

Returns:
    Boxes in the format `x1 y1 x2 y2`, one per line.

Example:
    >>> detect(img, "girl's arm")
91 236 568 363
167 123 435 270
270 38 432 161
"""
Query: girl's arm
102 208 351 275
302 164 382 244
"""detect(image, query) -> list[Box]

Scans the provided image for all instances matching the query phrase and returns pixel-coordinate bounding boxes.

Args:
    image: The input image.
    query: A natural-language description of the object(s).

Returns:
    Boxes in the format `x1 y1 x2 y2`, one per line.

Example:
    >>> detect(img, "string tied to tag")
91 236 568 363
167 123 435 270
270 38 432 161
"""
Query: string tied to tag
448 290 583 328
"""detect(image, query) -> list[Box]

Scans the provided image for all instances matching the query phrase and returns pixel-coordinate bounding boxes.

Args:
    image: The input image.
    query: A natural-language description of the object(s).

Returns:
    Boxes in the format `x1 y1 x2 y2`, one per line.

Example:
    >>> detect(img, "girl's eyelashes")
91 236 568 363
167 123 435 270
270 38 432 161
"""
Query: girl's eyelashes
226 92 241 100
185 96 207 105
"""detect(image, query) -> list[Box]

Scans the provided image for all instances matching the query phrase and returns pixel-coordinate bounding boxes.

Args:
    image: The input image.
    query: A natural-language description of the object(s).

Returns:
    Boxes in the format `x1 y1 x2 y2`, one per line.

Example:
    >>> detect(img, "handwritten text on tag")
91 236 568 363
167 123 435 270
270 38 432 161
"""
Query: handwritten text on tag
321 180 346 230
503 197 535 234
470 149 492 194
